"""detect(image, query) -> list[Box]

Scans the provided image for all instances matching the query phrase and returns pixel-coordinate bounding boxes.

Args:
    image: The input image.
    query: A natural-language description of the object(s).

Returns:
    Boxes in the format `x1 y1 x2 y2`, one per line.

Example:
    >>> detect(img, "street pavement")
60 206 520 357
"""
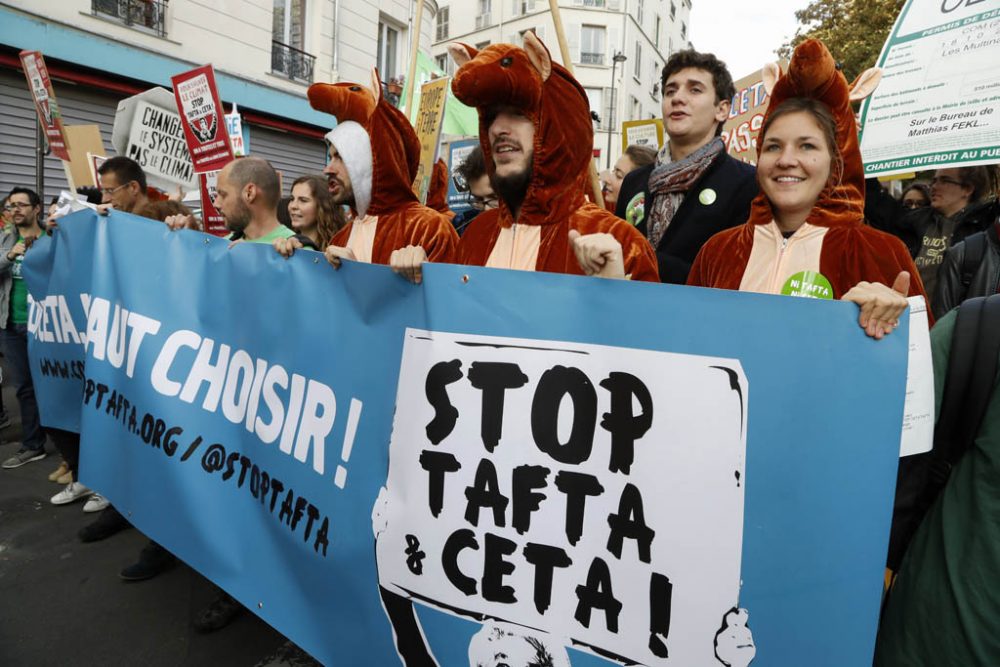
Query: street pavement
0 384 321 667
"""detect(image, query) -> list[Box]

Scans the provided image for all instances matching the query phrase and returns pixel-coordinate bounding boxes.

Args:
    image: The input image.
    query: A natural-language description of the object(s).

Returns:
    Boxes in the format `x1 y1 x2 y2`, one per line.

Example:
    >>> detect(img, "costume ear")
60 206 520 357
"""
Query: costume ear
523 31 552 82
370 68 383 104
448 43 478 68
762 62 782 96
849 67 883 102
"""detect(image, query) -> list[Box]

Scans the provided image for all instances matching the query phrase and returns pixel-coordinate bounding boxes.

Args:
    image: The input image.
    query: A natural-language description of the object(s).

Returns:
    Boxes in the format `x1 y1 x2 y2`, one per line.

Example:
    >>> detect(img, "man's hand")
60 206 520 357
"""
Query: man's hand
7 241 25 262
164 213 201 231
841 271 910 340
274 236 304 259
568 229 626 279
389 245 428 284
324 245 356 269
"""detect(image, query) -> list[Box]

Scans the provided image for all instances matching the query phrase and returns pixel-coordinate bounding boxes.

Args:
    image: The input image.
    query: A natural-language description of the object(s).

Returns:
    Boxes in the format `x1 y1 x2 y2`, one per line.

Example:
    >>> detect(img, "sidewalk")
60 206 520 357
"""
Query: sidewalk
0 384 320 666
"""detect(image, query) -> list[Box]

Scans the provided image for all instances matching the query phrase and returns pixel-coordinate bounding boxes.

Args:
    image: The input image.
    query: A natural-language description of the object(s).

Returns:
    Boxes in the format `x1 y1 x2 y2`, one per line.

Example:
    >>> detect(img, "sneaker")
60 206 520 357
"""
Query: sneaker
57 470 73 484
51 481 92 505
48 461 70 482
83 493 109 513
193 591 244 633
78 505 132 543
119 542 176 582
2 448 46 469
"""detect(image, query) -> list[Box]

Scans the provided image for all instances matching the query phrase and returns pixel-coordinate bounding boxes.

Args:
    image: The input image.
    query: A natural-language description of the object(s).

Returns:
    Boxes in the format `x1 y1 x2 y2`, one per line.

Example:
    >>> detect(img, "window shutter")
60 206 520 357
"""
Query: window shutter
511 0 520 16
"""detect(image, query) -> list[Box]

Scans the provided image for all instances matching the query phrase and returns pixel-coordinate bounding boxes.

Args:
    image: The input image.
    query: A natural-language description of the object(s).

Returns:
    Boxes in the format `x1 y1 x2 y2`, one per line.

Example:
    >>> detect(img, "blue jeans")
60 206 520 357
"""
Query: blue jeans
2 322 44 452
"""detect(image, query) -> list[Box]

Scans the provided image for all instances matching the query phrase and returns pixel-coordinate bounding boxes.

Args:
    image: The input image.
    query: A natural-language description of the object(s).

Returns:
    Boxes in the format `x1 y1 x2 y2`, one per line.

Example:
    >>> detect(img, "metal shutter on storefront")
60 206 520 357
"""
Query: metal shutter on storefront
245 123 326 194
0 68 120 203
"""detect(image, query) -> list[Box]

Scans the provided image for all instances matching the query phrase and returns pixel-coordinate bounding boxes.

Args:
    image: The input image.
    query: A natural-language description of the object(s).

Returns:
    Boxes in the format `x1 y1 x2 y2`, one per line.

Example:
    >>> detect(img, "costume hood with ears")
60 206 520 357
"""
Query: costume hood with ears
307 70 458 264
426 158 454 218
688 38 929 309
308 69 420 218
447 33 658 281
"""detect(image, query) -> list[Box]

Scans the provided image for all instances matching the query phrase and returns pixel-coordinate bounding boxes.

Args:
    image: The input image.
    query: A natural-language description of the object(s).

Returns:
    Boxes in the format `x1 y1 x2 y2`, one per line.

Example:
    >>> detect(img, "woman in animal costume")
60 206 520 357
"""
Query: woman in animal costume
442 33 659 282
276 69 459 266
687 39 928 338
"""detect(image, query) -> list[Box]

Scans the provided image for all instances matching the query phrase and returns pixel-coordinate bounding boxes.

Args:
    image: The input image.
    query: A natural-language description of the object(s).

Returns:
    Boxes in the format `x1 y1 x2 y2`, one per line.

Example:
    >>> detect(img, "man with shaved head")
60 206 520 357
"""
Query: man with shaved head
214 156 294 244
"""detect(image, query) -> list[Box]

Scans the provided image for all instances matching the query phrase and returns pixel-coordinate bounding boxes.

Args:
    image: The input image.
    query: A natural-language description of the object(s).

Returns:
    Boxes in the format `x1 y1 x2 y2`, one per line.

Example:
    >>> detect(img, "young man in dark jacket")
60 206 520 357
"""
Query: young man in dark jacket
932 204 1000 319
615 50 757 284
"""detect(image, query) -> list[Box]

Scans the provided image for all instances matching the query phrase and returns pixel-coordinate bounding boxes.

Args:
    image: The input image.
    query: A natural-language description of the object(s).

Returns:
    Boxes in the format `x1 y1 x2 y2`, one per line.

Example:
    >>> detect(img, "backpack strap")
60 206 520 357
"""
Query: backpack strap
961 231 987 293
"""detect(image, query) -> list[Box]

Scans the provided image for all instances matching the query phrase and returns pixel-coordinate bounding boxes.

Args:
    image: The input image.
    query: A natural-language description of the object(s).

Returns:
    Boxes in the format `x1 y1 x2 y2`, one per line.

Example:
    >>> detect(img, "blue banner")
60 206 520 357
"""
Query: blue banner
25 210 908 666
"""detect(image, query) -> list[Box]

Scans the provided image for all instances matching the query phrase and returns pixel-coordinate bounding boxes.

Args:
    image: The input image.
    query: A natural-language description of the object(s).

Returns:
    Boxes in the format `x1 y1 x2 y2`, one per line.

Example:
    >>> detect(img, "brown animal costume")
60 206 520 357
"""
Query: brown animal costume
688 39 927 306
449 34 658 282
426 158 455 219
307 70 458 263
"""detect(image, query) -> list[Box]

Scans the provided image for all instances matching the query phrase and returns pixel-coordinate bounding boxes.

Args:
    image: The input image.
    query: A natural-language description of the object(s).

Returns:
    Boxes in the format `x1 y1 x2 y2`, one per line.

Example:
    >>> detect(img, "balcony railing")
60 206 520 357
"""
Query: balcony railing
580 52 605 65
92 0 167 37
582 0 606 7
271 41 316 84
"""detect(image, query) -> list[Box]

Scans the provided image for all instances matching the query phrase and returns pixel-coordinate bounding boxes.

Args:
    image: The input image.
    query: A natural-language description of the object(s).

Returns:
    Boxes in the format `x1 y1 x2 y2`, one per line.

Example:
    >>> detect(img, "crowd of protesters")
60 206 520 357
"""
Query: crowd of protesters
2 32 999 664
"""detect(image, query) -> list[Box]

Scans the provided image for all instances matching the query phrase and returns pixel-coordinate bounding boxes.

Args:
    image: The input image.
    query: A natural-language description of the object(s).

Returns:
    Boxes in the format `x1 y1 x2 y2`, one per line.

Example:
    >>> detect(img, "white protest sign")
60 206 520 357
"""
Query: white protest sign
860 0 1000 176
900 296 934 457
225 103 247 157
376 329 748 665
112 88 197 191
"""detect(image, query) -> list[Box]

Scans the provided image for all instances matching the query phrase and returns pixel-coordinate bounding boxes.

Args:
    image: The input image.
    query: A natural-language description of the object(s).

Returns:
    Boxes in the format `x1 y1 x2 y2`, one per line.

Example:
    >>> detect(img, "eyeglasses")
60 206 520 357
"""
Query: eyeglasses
100 183 133 196
901 200 927 209
469 195 498 211
3 202 33 211
931 176 965 187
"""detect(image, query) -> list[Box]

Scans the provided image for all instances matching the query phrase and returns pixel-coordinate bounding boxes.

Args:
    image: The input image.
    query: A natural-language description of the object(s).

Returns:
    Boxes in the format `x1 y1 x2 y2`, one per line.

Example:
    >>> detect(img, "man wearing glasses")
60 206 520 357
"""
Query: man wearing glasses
96 156 150 214
0 188 48 469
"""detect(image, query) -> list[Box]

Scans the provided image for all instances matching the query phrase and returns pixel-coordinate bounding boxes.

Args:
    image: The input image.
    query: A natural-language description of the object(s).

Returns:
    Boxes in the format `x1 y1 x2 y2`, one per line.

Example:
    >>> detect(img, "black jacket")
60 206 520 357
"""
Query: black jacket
934 221 1000 320
615 152 757 284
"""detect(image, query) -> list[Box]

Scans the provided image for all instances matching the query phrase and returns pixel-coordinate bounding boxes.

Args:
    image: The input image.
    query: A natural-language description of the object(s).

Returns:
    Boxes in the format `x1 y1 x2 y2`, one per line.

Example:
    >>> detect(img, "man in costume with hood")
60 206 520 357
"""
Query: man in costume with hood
275 69 458 266
389 32 658 283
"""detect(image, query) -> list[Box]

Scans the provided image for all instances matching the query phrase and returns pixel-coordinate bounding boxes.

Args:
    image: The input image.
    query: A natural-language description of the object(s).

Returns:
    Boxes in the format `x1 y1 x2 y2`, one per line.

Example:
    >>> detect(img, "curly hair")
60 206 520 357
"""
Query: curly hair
291 175 346 248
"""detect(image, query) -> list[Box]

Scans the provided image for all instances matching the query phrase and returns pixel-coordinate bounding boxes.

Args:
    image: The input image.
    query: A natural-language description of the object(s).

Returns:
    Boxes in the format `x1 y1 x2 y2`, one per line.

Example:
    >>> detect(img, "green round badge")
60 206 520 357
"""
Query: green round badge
698 188 717 205
625 192 645 226
781 271 834 300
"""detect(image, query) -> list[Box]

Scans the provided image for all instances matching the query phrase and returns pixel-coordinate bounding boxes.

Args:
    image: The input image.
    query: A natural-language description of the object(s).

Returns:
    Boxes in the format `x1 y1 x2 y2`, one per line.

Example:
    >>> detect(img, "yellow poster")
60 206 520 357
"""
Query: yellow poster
412 77 450 204
621 119 664 154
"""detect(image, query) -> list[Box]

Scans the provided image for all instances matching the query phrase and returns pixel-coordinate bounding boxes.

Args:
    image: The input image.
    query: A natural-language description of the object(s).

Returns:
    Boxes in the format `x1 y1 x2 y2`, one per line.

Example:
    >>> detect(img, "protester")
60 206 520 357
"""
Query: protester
390 33 657 283
451 145 496 234
688 39 926 339
272 71 458 266
901 181 931 210
604 144 656 212
0 187 48 470
932 221 1000 319
615 50 757 284
1 194 12 229
288 174 345 249
97 156 151 214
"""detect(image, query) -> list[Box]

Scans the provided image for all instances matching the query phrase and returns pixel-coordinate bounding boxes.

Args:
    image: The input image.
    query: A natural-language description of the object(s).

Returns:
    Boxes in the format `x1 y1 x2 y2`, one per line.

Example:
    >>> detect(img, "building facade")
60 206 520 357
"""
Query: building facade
0 0 440 200
429 0 691 166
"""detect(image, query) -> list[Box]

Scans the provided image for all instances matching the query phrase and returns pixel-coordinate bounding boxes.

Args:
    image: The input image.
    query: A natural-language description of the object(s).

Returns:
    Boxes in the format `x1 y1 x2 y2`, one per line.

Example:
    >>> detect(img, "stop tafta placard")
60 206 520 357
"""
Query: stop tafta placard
171 65 234 173
19 50 71 161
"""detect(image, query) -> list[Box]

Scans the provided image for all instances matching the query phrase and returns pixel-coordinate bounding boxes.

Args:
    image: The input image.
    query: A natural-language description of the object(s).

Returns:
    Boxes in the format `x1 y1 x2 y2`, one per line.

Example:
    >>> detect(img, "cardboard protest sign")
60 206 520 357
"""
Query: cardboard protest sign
860 0 1000 176
171 65 234 173
377 330 747 665
722 62 785 164
19 50 70 160
112 88 197 192
198 171 227 236
225 103 248 157
621 119 664 153
61 125 105 190
447 138 479 215
412 77 450 204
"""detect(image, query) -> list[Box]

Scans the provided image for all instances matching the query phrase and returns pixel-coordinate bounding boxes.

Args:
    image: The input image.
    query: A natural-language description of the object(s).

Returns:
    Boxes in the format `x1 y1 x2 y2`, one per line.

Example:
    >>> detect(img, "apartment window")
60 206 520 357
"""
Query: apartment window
681 22 687 40
630 95 640 122
655 16 661 47
435 54 448 73
651 61 660 97
378 21 400 81
584 87 603 122
582 0 606 6
580 25 606 65
518 27 538 44
272 0 314 83
436 6 449 41
476 0 492 29
635 0 644 26
633 41 641 79
670 1 676 19
92 0 168 37
475 40 491 51
513 0 536 15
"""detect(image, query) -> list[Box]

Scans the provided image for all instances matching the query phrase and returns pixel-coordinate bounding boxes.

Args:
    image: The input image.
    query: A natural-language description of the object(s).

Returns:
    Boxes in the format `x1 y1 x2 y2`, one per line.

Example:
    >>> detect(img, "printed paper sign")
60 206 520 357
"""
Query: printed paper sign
412 77 450 204
198 171 227 236
900 297 934 457
171 65 234 172
225 104 247 157
860 0 1000 176
377 329 748 665
621 119 664 153
19 50 70 161
126 100 197 189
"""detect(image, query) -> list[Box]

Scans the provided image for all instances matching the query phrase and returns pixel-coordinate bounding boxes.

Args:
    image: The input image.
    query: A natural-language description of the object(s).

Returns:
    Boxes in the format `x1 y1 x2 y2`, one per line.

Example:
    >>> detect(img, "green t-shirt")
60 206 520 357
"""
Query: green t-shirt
9 235 28 325
226 225 296 245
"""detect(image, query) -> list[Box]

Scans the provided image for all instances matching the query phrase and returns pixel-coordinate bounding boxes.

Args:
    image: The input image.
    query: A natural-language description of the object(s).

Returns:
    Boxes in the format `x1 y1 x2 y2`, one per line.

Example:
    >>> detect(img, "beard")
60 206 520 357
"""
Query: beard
493 164 532 214
224 198 253 234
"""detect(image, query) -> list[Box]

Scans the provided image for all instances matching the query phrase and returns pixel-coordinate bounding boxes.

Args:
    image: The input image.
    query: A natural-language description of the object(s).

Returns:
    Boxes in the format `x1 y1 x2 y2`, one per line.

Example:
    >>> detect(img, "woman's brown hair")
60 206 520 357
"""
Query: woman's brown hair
291 175 346 248
759 97 845 190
